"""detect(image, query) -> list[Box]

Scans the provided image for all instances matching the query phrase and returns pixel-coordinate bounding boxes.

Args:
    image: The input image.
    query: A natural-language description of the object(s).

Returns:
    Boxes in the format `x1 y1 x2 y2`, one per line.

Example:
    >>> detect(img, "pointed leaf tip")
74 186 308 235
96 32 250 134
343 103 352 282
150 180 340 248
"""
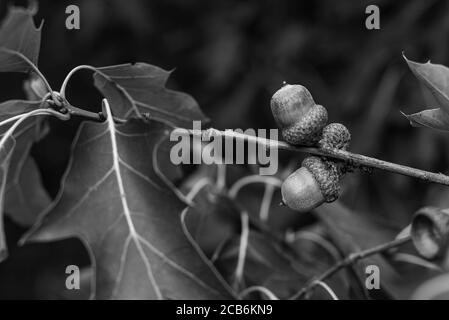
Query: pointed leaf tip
403 108 449 132
404 56 449 116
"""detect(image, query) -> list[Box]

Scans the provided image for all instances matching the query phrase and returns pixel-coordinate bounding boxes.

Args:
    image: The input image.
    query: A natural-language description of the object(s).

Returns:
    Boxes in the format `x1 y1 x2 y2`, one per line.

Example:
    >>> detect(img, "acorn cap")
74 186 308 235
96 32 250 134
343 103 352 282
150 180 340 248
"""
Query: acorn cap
271 84 316 128
411 207 449 260
319 123 351 150
282 104 328 146
302 156 340 202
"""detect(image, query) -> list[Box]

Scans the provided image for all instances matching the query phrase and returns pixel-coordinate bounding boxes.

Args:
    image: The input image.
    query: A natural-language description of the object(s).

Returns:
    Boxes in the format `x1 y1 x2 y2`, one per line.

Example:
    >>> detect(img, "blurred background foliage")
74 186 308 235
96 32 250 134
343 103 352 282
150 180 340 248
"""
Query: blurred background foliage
0 0 449 299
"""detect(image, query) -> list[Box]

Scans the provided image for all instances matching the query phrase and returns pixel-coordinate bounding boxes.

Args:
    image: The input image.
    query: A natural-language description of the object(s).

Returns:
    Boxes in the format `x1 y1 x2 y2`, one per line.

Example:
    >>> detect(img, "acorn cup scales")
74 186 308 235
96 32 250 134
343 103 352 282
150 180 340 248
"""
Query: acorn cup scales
270 84 328 146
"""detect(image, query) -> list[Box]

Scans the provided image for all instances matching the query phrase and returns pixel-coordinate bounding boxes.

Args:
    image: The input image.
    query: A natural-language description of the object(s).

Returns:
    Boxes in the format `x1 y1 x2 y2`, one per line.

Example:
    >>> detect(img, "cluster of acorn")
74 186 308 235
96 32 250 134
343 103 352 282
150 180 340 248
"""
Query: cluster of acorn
271 84 449 266
270 84 350 213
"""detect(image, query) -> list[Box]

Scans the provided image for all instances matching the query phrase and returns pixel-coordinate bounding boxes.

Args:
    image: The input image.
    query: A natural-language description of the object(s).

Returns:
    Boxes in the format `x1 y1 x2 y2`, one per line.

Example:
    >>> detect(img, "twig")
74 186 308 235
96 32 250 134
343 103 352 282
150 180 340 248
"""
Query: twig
290 236 412 300
65 103 104 122
54 100 125 124
173 128 449 186
41 92 104 123
57 65 129 123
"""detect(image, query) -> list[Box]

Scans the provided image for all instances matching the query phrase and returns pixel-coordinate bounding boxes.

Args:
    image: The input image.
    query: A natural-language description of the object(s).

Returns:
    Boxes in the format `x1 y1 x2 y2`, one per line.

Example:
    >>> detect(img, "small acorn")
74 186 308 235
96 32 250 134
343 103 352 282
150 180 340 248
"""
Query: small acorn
319 123 351 150
281 156 340 212
271 84 328 146
411 207 449 260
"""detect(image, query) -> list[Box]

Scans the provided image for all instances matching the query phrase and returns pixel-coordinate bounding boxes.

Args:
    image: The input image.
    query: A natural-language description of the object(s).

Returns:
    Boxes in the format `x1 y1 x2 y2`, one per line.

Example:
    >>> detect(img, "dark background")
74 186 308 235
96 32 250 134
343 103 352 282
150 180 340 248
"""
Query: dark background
0 0 448 299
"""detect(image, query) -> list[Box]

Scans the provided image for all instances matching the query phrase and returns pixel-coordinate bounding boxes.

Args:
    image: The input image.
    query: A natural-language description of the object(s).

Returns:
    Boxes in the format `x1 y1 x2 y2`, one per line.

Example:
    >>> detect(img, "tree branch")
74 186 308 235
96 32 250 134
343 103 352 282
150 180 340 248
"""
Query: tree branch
173 128 449 186
290 236 412 299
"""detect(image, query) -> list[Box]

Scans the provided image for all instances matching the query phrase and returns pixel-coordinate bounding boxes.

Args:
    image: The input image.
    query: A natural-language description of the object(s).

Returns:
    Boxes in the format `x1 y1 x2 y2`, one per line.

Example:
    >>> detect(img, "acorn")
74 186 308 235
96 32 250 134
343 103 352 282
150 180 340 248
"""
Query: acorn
411 207 449 261
319 123 351 150
281 156 340 212
271 84 328 146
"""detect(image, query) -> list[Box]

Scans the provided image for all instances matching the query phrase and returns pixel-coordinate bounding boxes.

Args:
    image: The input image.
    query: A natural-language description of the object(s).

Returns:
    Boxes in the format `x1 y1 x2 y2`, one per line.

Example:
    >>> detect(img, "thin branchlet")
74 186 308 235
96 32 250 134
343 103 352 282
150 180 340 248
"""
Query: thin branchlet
173 128 449 186
289 236 411 299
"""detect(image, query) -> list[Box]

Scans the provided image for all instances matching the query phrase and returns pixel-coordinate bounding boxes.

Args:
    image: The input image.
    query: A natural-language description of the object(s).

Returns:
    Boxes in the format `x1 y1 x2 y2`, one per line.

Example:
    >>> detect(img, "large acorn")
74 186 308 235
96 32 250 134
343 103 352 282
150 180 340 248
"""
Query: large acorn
271 84 328 146
281 156 340 212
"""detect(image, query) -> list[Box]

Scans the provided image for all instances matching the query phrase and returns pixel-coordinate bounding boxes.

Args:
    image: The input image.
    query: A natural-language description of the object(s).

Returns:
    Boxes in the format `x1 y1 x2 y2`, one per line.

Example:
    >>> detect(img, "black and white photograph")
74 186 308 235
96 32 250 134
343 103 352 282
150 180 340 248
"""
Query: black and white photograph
0 0 448 307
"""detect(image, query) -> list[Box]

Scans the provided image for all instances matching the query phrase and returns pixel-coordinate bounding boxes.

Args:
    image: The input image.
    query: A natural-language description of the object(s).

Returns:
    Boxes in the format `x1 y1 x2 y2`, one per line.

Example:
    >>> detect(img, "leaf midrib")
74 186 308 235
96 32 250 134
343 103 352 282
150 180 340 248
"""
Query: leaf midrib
105 103 163 299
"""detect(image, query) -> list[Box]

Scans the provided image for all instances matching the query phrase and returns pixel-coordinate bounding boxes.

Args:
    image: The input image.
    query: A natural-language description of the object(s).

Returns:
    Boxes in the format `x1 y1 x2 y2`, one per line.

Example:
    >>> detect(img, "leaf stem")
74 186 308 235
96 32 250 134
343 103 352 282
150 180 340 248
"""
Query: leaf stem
259 184 275 222
173 128 449 186
0 113 35 129
59 65 97 99
57 65 112 122
290 236 411 299
238 286 280 300
233 212 250 291
312 281 339 300
0 48 56 102
228 175 282 199
0 109 70 147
